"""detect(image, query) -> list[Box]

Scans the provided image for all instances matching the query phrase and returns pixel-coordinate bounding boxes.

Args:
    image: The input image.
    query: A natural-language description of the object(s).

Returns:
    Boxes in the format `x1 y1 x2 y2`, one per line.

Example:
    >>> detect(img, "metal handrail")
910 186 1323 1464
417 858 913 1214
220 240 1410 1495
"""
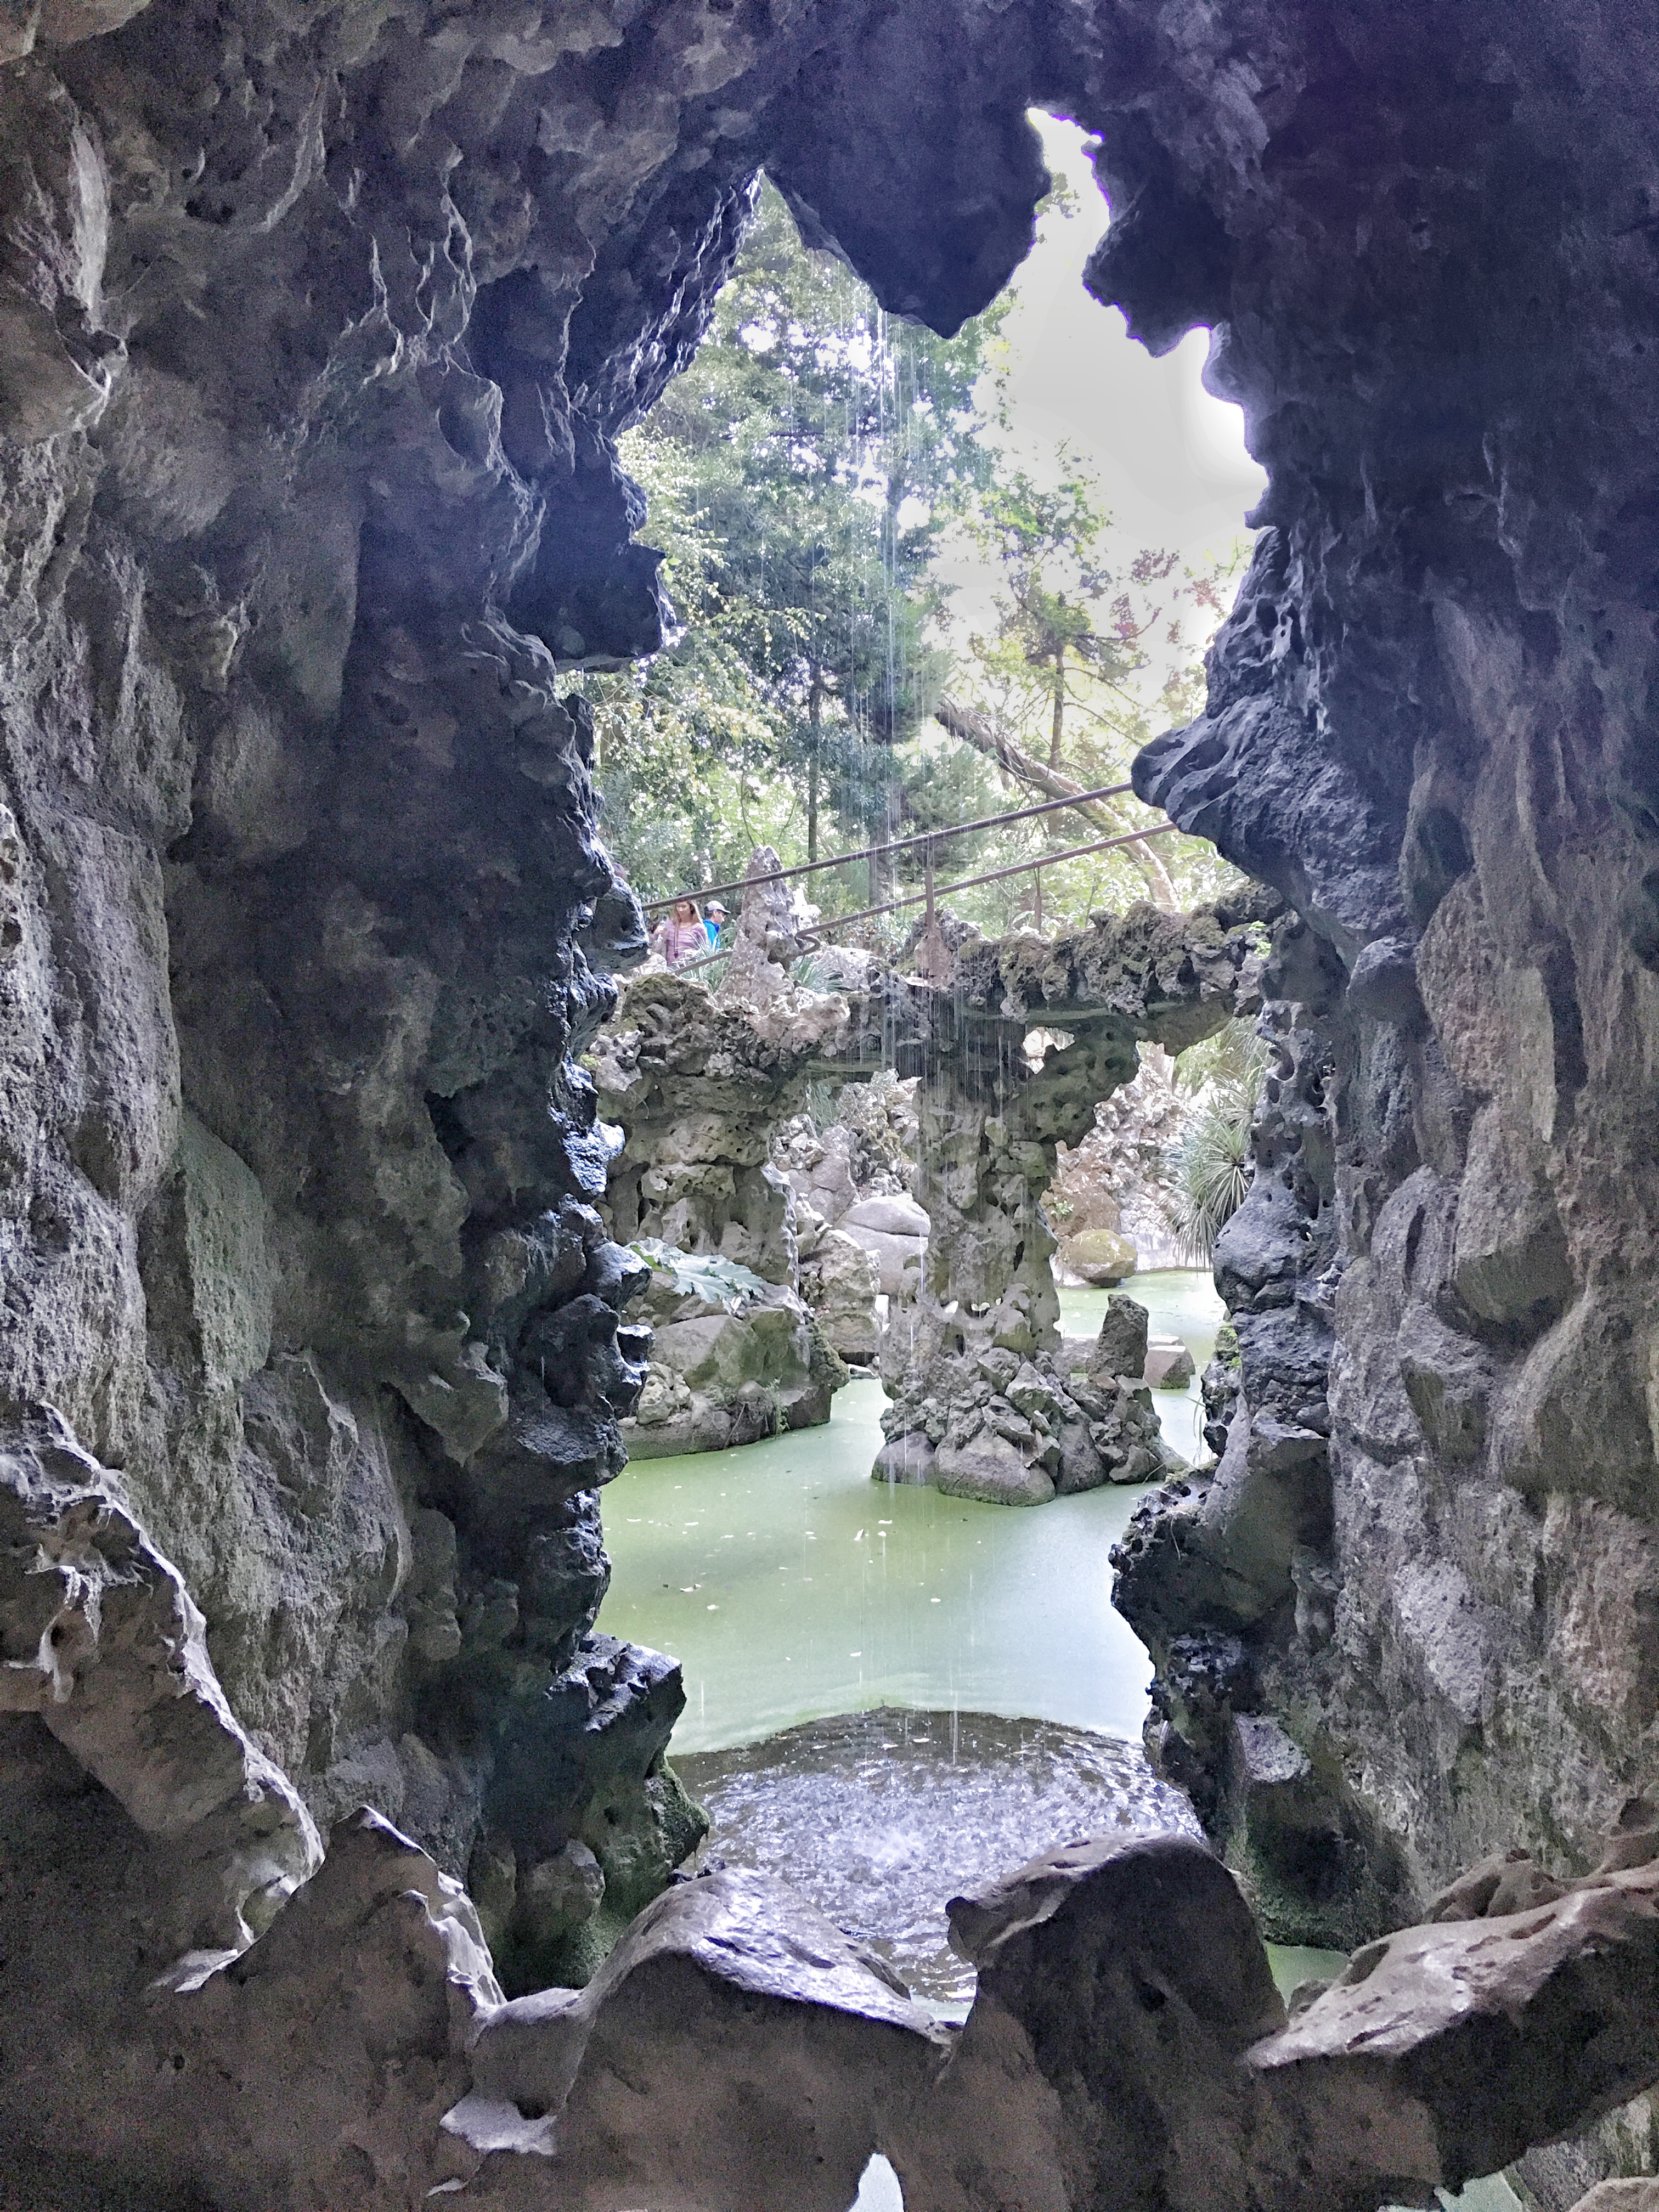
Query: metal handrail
672 822 1181 974
639 778 1139 915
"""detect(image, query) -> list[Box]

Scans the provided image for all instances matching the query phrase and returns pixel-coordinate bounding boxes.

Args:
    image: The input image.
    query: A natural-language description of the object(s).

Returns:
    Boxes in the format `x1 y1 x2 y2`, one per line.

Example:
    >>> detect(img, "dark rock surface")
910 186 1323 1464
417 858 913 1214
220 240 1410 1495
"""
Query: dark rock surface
1105 13 1659 2139
5 0 1659 2194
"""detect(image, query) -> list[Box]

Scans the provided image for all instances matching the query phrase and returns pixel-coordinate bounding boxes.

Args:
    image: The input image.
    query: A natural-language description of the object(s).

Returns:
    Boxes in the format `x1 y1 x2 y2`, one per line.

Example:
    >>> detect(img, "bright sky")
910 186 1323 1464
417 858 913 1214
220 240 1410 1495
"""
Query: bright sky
933 112 1265 640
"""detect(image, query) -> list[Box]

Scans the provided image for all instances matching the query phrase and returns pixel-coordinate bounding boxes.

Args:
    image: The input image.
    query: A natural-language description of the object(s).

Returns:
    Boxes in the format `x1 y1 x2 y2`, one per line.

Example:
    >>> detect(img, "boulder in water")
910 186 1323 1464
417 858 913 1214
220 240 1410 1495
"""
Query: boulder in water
934 1425 1057 1506
1090 1294 1148 1381
1144 1335 1197 1390
1064 1226 1138 1285
873 1431 936 1485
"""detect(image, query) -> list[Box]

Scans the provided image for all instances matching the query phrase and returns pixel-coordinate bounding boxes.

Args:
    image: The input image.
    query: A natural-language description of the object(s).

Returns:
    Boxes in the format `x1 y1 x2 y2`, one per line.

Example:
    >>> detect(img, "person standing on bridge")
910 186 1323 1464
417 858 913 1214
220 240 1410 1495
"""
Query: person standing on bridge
652 896 706 968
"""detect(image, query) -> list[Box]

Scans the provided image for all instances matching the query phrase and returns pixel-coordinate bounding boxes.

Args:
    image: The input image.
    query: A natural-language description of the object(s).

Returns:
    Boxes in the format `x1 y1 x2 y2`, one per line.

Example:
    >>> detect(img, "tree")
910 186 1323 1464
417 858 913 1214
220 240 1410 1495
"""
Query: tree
579 180 1007 907
931 449 1247 916
577 174 1254 946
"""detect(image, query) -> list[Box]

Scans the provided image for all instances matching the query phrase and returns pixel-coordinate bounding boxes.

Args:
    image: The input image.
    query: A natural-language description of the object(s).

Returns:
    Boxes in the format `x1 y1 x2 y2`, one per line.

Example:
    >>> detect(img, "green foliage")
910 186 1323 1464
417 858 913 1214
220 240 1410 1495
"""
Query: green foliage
1173 1015 1272 1098
577 174 1256 940
630 1239 771 1312
579 180 1007 901
1163 1034 1268 1264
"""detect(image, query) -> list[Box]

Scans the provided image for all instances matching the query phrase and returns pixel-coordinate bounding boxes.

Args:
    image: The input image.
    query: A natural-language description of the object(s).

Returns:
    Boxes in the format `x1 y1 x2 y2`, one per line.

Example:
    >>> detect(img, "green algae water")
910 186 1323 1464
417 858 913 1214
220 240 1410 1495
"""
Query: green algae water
599 1268 1223 1753
599 1268 1526 2212
599 1375 1156 1753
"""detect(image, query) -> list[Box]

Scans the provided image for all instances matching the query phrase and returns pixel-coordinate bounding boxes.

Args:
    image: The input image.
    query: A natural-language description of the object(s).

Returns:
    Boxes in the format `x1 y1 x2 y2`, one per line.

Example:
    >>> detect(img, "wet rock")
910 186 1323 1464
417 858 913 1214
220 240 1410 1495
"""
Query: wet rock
874 1431 937 1485
1251 1850 1659 2199
893 1831 1286 2212
483 1632 708 1992
458 1867 946 2212
935 1425 1057 1508
1065 1224 1139 1284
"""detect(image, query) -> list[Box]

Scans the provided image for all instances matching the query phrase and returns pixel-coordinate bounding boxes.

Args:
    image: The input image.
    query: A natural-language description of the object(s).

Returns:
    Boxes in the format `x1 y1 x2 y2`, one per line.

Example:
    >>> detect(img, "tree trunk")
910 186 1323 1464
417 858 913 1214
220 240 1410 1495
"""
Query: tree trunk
807 665 823 864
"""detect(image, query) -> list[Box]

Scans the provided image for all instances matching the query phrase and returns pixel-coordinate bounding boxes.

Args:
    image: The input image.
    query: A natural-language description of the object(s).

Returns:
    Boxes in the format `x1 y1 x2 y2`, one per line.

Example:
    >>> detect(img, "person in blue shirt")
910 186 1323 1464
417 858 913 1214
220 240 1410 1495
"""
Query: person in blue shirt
703 899 728 952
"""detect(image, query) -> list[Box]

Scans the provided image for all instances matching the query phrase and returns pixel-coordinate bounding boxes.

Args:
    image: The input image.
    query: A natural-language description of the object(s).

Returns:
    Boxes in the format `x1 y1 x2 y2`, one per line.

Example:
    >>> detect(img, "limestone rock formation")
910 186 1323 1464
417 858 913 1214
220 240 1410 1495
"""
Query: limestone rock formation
893 1814 1659 2212
841 1190 930 1298
457 1866 949 2212
590 969 860 1452
798 1220 884 1367
8 0 1659 2191
1048 1049 1186 1279
877 895 1274 1503
777 1069 919 1361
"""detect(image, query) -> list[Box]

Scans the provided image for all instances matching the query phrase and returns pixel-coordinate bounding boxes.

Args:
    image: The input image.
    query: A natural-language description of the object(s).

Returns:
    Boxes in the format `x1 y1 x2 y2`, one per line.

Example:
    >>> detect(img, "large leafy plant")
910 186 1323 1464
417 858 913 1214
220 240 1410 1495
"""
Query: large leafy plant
630 1239 771 1312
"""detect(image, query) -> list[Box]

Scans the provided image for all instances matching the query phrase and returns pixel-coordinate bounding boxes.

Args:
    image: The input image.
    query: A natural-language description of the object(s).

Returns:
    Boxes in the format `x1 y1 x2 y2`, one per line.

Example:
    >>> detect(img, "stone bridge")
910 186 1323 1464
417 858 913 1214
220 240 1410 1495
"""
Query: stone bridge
594 886 1276 1499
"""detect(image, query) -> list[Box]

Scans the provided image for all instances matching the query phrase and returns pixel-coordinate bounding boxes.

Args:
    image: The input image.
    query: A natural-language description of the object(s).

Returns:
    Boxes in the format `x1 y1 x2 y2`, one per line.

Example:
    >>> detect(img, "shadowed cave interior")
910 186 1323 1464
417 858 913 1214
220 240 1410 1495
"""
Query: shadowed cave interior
4 0 1659 2207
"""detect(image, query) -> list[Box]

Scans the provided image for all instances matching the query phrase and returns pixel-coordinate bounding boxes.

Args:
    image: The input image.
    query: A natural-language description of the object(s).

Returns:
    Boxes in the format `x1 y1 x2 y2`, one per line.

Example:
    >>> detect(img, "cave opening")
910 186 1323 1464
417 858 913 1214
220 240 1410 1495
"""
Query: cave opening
573 116 1287 2074
7 3 1659 2204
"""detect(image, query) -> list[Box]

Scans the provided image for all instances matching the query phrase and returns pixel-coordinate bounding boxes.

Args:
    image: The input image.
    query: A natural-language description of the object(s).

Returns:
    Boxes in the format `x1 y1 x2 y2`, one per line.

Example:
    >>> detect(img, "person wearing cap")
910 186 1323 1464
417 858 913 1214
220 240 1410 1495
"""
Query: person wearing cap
702 899 728 952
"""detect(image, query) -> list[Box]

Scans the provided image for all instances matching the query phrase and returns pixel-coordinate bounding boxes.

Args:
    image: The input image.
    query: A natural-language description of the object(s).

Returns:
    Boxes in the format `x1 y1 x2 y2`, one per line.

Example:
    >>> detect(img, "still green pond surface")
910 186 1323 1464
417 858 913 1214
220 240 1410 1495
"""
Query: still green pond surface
599 1269 1222 1755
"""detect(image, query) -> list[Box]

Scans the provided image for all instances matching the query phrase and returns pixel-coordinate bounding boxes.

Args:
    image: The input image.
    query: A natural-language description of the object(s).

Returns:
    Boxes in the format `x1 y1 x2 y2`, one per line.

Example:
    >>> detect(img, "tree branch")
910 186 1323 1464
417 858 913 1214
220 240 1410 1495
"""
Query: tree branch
933 694 1181 910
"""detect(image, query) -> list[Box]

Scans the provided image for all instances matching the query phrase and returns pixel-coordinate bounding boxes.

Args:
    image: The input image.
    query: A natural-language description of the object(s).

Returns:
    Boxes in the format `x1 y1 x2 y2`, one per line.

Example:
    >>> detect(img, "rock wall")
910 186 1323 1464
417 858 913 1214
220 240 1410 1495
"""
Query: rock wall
0 0 1059 2041
1103 0 1659 2030
6 0 1659 2195
590 969 856 1453
876 897 1274 1502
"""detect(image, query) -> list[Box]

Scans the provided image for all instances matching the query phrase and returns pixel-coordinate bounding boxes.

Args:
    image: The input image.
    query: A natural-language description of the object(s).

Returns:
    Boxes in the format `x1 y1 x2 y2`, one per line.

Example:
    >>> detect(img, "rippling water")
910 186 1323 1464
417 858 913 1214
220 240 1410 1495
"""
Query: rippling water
678 1706 1204 2010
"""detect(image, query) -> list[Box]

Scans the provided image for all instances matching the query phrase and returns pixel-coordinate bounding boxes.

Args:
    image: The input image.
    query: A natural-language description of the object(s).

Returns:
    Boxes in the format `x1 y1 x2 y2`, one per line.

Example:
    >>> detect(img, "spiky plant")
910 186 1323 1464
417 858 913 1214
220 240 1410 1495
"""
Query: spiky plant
1163 1045 1266 1264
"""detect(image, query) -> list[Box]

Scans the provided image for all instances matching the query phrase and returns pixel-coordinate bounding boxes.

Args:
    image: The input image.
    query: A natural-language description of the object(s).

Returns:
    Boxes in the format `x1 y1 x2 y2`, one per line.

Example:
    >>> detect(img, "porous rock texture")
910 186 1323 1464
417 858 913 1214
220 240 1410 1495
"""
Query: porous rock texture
589 966 856 1453
874 895 1274 1502
5 0 1659 2196
596 897 1271 1488
13 1750 1659 2212
1096 9 1659 2159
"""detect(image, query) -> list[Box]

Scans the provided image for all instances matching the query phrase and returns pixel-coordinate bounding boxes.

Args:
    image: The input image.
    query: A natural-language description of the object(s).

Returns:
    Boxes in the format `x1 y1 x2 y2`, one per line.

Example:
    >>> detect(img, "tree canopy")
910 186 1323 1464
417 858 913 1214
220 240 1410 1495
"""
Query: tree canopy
575 177 1251 946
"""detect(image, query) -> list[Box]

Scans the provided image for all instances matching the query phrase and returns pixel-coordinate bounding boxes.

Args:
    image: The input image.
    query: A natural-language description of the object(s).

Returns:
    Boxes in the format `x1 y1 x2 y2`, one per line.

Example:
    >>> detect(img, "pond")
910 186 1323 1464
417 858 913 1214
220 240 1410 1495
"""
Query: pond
599 1268 1221 1755
600 1276 1522 2212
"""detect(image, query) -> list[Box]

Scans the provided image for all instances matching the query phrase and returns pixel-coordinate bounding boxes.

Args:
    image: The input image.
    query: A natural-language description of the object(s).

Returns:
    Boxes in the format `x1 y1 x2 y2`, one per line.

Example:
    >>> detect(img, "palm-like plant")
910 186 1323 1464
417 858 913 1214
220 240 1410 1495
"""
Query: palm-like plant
1164 1042 1266 1264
